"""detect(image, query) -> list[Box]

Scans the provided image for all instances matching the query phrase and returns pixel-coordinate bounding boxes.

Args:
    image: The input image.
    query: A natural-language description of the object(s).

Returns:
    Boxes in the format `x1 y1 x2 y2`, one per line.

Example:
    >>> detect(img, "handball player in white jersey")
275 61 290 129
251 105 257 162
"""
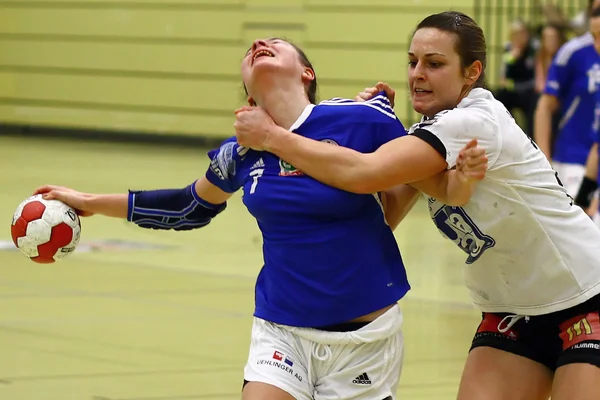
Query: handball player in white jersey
236 11 600 400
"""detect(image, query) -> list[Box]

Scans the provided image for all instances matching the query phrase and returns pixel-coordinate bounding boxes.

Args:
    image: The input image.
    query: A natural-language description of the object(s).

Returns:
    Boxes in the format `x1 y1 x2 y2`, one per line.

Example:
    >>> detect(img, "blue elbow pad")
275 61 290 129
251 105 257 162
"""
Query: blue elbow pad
127 182 226 231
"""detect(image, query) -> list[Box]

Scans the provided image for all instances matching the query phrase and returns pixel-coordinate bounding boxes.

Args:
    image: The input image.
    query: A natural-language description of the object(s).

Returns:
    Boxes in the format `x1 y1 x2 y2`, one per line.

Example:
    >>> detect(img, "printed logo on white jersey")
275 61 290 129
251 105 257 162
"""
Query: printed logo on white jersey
428 198 496 264
250 157 265 170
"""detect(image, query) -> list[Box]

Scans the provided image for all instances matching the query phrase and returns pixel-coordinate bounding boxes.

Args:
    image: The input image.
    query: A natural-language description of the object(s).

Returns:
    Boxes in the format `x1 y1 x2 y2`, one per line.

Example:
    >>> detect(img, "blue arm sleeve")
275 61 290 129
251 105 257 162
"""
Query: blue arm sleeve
205 137 246 193
127 181 226 231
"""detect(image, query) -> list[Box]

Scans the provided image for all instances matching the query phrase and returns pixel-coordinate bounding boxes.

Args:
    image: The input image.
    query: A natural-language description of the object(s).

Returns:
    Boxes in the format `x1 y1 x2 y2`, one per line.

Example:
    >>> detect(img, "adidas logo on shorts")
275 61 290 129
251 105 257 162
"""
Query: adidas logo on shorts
352 372 371 385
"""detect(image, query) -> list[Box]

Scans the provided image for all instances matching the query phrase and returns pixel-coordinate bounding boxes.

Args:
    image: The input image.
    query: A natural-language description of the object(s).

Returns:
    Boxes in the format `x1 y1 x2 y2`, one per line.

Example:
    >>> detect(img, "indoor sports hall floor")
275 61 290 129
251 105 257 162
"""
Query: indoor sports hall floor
0 135 480 400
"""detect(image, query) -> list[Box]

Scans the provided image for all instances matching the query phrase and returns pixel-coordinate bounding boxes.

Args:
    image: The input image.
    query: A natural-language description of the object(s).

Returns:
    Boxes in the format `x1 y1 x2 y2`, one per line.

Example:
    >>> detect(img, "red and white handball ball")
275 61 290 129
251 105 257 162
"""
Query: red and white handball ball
10 195 81 263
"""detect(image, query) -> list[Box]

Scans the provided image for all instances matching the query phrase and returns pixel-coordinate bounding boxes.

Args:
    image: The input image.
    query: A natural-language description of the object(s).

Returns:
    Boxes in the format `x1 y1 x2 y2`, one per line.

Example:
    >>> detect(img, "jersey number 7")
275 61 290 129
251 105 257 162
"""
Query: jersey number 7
249 168 264 194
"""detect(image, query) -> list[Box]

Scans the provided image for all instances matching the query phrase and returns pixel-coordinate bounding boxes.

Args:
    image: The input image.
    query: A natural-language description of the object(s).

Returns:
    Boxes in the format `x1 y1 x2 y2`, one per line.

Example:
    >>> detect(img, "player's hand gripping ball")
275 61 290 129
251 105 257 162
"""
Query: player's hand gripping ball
10 195 81 263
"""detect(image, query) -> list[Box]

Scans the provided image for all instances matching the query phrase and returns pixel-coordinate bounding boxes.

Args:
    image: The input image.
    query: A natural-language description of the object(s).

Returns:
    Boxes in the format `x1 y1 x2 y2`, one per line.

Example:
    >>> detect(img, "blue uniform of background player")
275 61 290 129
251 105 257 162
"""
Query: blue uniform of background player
535 3 600 196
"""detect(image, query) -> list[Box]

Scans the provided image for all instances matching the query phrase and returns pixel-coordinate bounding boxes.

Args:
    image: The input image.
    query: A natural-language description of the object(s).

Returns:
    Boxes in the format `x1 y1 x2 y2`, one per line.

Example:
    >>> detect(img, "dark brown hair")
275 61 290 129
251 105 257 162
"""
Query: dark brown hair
536 23 567 73
415 11 487 88
243 38 318 104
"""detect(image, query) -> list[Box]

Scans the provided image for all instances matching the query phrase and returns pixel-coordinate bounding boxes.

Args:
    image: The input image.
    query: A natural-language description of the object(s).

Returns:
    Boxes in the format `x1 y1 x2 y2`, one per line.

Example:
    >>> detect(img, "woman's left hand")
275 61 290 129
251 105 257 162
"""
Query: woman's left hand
456 138 488 183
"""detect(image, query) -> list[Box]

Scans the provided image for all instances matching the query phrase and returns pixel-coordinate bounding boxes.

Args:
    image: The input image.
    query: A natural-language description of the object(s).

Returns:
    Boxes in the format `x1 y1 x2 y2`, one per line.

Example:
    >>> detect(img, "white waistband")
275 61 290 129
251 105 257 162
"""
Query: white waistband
272 304 403 345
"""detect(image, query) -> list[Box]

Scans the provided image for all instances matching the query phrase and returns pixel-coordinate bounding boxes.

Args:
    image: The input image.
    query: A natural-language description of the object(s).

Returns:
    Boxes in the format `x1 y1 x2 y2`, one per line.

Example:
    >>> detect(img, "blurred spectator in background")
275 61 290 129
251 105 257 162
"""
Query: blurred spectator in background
496 19 538 136
542 0 598 36
535 23 567 146
535 23 567 94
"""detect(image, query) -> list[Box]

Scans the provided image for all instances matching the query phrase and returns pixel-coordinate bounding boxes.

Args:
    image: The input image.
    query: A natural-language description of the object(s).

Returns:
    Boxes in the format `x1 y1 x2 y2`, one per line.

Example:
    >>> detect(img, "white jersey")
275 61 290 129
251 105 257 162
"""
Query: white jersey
408 88 600 316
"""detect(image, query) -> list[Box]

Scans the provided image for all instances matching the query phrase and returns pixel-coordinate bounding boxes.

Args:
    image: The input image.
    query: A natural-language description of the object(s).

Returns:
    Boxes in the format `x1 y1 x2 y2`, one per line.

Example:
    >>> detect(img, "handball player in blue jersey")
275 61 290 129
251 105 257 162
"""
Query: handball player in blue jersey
534 0 600 196
574 66 600 226
34 38 486 400
575 127 599 226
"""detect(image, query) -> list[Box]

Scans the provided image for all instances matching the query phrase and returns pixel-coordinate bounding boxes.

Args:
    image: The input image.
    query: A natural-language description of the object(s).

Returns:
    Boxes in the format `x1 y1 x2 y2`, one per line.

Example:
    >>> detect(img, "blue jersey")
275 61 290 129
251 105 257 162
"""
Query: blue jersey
545 32 600 165
205 94 410 327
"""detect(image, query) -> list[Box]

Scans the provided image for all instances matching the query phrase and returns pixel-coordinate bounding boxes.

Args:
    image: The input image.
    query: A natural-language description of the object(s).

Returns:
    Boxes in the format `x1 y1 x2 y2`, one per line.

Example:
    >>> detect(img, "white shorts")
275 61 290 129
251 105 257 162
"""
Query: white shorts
244 304 404 400
552 161 586 197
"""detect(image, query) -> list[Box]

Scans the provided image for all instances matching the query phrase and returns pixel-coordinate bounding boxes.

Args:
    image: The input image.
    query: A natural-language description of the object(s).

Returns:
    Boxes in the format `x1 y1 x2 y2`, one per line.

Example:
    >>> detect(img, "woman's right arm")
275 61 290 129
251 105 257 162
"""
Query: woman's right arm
36 178 231 218
35 137 246 229
35 177 232 230
33 185 127 218
380 185 420 231
381 140 488 229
